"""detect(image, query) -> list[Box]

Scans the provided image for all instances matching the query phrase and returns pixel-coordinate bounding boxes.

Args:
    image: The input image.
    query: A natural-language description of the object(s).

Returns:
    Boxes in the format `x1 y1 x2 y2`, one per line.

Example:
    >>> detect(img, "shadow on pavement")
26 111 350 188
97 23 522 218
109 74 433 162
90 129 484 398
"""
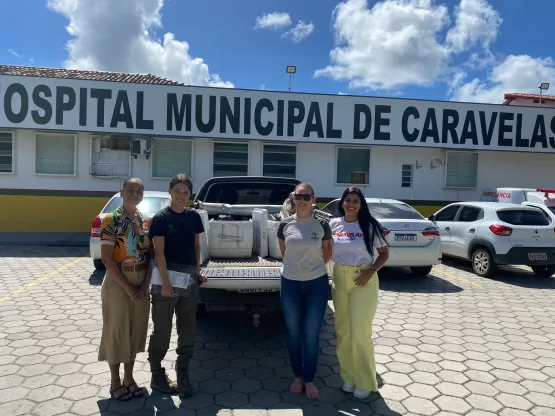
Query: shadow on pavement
441 257 555 290
378 268 463 294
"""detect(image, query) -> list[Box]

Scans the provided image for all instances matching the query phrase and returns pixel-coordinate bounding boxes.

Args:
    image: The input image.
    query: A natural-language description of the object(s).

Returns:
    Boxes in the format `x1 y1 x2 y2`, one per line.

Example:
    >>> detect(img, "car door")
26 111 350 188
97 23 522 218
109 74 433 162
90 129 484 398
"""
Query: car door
449 205 483 258
431 205 462 255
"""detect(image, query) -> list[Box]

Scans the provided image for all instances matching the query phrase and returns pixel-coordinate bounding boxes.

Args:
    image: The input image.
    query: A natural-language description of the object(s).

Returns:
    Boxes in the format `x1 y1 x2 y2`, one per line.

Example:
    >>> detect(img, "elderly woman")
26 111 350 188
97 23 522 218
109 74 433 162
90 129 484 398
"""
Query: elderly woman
98 177 152 401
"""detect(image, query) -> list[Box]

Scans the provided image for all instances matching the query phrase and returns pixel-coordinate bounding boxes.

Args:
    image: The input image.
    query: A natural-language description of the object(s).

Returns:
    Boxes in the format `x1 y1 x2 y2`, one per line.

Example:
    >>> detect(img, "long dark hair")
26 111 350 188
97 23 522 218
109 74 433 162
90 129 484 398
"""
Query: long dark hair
338 186 388 253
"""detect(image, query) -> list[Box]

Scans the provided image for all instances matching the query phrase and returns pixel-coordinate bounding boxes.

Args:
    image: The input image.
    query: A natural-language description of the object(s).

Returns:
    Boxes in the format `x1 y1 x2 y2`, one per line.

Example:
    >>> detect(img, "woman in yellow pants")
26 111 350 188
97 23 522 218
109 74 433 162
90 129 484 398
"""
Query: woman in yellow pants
329 186 389 399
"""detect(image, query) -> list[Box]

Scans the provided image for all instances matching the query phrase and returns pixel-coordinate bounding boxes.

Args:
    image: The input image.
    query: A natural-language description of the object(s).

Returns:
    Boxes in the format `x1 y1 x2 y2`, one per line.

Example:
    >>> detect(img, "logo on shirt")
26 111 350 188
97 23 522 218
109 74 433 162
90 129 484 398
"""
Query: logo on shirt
334 232 363 241
311 232 319 240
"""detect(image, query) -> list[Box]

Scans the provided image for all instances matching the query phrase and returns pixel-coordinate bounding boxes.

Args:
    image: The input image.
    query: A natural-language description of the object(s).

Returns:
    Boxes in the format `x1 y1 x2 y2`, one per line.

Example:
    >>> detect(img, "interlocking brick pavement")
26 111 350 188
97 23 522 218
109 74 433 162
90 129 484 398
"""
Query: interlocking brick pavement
1 245 554 415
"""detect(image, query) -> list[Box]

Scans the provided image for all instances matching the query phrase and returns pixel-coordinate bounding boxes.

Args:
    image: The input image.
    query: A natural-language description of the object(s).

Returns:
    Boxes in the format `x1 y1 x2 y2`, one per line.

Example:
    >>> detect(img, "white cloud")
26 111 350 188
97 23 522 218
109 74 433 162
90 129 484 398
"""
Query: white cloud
446 0 502 53
451 55 555 103
282 21 315 43
8 49 21 58
255 12 292 30
314 0 452 90
47 0 233 88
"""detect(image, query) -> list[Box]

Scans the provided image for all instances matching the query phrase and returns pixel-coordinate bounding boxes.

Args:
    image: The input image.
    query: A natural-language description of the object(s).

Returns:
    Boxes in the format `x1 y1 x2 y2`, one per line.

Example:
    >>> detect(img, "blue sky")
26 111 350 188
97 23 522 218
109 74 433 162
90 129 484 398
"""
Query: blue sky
1 0 554 104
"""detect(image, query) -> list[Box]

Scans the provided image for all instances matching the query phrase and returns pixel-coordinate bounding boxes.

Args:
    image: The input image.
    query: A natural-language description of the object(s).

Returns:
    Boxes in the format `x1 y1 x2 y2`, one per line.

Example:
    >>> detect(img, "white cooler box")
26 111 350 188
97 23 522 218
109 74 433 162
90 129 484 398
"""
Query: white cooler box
208 219 253 258
268 220 283 259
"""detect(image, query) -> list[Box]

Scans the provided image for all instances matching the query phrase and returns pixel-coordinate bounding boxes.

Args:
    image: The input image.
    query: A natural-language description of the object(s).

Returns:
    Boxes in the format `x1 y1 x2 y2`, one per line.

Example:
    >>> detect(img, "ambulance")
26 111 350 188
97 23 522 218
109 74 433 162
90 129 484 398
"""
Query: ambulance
480 188 555 221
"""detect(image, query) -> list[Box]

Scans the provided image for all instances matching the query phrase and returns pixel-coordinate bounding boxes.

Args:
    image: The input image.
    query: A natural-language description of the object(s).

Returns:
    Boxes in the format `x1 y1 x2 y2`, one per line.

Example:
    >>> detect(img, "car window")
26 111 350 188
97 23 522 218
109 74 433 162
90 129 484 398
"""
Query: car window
496 209 550 226
434 205 460 221
367 203 424 220
103 197 170 214
458 206 482 222
322 200 339 215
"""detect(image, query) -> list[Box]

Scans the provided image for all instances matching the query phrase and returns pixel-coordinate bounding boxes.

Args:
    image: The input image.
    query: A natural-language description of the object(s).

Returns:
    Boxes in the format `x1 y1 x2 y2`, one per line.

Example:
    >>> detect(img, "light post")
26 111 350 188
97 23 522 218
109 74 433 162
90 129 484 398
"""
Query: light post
539 82 550 107
286 66 296 92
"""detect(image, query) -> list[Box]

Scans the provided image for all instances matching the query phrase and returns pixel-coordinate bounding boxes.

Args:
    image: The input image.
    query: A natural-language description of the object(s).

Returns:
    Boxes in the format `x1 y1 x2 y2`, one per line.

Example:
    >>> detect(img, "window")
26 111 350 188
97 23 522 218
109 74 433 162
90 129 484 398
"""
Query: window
322 200 340 216
368 202 424 220
263 144 296 178
446 152 478 188
35 133 76 175
496 209 550 226
91 135 131 177
434 205 461 221
152 139 193 179
458 206 482 222
0 132 14 173
213 142 248 177
401 164 413 188
336 147 370 184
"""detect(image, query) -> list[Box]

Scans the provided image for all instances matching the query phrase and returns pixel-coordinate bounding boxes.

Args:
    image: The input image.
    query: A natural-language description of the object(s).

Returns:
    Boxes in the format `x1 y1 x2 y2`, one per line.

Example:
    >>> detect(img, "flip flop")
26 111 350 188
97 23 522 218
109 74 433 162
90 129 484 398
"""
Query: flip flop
290 379 304 395
124 382 145 398
305 383 319 400
110 385 132 401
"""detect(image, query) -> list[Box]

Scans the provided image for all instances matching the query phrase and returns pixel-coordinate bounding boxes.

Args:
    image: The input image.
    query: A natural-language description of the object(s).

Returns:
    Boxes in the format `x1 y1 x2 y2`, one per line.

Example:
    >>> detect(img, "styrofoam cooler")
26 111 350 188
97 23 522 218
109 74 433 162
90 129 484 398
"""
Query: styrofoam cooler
195 209 210 264
252 209 269 257
268 220 283 259
208 219 254 258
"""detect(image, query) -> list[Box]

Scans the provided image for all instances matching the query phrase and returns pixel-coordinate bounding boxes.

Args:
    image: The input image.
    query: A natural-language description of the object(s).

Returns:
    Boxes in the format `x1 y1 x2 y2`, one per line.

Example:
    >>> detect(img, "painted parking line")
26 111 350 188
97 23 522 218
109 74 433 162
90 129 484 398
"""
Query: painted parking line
433 266 482 288
0 257 86 303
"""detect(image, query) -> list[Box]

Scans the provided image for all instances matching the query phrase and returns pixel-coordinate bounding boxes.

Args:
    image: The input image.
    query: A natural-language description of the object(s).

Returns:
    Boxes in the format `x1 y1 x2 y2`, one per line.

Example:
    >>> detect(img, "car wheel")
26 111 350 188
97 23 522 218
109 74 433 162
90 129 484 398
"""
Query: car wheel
93 259 105 270
410 266 433 276
471 247 496 277
531 265 555 277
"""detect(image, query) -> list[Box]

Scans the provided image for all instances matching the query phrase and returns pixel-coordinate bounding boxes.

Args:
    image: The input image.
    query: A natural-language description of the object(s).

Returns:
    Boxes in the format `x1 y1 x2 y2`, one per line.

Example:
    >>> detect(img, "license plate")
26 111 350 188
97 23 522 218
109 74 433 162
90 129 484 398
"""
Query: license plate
528 252 547 261
236 288 278 293
395 233 417 241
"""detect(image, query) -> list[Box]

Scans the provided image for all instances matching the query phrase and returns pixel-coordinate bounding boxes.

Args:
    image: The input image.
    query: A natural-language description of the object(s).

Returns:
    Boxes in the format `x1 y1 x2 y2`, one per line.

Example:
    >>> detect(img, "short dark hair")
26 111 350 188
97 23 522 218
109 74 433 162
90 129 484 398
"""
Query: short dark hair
122 177 144 189
169 174 193 192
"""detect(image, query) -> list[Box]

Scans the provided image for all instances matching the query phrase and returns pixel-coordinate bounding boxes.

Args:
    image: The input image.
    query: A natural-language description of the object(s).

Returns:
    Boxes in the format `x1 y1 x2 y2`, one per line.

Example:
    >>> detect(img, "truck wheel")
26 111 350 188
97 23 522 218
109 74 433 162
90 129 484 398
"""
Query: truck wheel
410 266 433 276
531 265 555 277
471 247 496 277
93 259 105 270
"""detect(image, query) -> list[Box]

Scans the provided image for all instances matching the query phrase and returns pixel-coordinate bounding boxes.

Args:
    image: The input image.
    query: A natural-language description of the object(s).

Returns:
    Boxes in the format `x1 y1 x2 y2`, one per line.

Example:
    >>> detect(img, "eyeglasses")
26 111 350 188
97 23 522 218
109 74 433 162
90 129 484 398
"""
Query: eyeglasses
293 194 313 201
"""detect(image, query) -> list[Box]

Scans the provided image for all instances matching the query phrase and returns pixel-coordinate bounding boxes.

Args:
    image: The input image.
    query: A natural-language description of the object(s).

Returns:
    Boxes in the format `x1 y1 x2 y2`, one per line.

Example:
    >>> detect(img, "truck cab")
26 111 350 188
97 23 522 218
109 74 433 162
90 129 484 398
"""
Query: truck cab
480 188 555 223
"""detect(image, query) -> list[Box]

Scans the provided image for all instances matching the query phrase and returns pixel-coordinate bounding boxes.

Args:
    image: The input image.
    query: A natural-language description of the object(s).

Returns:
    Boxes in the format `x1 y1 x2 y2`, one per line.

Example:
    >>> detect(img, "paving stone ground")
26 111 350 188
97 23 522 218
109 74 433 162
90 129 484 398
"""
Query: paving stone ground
1 245 554 416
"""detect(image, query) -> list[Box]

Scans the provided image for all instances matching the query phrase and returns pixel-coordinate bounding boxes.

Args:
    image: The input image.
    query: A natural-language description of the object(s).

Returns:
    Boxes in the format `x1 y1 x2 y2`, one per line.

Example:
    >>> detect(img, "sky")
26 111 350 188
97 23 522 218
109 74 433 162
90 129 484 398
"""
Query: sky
1 0 554 104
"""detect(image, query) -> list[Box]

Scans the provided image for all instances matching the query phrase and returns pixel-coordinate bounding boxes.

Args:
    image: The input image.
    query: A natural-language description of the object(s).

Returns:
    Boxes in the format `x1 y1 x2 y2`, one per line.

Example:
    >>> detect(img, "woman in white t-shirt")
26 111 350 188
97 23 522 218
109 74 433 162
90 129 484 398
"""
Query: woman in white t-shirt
329 186 389 400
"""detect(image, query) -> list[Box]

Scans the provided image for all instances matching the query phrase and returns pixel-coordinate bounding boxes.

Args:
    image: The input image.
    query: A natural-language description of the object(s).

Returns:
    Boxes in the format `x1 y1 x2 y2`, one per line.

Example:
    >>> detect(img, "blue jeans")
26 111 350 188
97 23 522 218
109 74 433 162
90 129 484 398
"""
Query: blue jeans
280 273 330 383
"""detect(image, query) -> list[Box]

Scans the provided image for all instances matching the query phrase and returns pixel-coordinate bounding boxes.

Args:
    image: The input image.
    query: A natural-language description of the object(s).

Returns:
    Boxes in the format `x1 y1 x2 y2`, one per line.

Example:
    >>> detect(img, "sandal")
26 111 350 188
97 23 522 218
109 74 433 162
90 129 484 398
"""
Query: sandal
290 378 304 395
124 382 145 398
305 383 319 400
110 385 132 401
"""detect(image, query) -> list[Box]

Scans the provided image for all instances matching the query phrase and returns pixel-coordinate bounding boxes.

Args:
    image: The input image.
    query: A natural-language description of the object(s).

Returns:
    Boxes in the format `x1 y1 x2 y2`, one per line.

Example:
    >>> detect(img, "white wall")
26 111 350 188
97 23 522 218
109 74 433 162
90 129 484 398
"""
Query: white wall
507 98 555 108
1 128 554 201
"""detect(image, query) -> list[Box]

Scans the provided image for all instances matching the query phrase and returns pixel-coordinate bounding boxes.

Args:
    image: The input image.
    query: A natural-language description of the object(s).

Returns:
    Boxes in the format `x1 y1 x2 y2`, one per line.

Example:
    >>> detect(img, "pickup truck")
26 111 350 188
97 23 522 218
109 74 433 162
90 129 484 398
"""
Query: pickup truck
190 176 308 326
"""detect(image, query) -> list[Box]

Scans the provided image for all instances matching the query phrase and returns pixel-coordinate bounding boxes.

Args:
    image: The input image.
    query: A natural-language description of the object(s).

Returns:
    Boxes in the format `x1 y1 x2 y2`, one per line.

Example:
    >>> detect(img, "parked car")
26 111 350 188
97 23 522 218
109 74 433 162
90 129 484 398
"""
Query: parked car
90 191 171 269
428 202 555 277
319 198 442 276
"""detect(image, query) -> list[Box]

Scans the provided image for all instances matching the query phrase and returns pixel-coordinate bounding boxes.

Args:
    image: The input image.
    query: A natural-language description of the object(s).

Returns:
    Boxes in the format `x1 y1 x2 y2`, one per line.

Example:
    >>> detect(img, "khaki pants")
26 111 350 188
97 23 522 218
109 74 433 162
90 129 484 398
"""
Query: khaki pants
98 268 150 365
331 263 379 392
147 283 199 372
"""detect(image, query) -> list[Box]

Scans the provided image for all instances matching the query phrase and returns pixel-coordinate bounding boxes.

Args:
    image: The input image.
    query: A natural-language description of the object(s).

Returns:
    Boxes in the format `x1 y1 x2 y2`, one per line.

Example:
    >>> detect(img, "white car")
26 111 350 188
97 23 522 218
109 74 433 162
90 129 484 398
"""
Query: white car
320 198 442 276
429 202 555 277
90 191 171 269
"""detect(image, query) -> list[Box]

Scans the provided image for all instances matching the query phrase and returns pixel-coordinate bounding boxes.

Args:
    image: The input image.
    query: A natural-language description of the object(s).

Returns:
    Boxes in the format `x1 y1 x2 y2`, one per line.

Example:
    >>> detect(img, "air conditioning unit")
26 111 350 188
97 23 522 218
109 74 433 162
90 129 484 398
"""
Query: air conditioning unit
131 138 148 159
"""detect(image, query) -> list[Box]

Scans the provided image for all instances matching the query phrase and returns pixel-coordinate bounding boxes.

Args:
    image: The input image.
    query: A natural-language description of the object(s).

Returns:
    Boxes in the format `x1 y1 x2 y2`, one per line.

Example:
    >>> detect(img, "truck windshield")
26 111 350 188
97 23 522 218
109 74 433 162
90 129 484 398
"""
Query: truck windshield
203 183 297 205
103 197 170 214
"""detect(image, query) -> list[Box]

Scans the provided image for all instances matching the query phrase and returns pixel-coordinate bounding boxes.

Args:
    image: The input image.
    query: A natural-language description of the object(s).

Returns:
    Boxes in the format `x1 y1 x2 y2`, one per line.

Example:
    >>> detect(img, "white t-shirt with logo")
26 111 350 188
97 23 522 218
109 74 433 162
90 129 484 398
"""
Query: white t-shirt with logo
330 217 387 267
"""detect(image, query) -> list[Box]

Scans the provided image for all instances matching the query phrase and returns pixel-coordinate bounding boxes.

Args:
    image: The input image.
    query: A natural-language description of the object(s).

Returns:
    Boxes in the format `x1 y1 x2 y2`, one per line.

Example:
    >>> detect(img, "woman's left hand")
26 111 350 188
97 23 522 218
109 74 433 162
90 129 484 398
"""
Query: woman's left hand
355 270 374 286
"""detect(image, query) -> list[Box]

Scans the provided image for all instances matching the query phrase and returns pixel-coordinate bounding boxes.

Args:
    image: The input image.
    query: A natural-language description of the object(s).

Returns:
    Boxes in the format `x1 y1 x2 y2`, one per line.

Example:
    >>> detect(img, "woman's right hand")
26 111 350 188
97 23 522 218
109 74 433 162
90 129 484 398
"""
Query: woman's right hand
161 282 174 297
